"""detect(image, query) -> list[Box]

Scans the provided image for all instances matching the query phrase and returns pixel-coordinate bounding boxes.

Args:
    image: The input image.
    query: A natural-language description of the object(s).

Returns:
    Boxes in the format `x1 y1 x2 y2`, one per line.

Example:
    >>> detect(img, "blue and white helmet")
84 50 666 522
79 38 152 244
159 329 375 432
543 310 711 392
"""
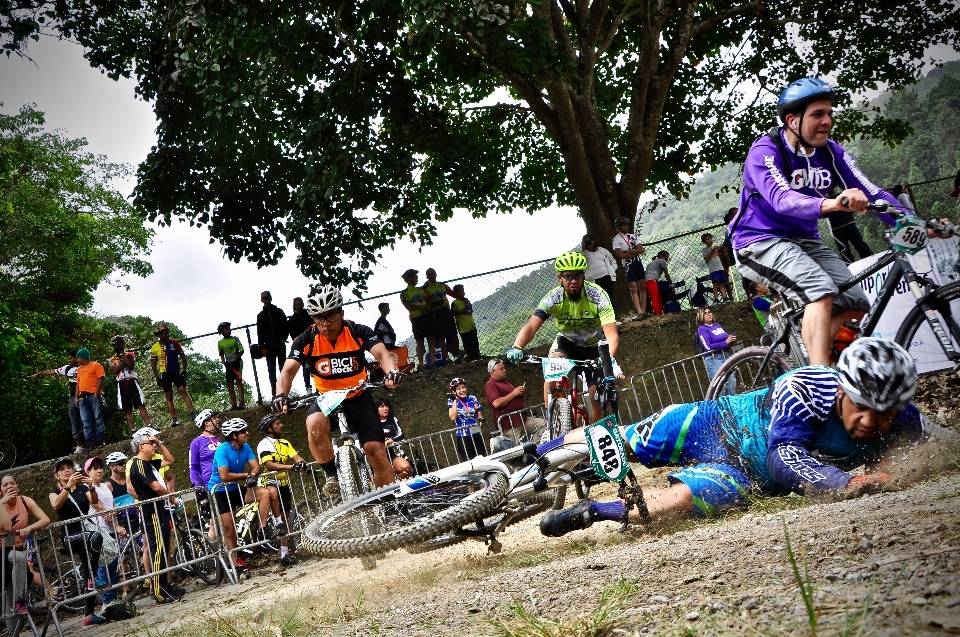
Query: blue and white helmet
836 338 917 412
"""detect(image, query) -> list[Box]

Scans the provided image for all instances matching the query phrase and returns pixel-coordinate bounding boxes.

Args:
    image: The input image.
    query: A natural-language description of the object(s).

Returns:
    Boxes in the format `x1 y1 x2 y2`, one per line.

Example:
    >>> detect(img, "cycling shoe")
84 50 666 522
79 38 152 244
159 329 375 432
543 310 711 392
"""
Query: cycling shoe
539 499 593 537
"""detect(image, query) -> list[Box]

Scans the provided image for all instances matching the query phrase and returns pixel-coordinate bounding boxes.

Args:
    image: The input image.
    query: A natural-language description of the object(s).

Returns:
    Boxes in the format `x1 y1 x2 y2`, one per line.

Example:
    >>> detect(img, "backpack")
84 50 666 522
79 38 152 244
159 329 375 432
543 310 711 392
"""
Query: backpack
103 601 137 621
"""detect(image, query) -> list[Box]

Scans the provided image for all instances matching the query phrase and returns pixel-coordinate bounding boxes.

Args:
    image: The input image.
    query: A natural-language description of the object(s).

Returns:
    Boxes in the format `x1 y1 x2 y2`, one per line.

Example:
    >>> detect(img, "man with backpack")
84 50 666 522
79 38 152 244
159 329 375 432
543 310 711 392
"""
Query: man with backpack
730 78 902 366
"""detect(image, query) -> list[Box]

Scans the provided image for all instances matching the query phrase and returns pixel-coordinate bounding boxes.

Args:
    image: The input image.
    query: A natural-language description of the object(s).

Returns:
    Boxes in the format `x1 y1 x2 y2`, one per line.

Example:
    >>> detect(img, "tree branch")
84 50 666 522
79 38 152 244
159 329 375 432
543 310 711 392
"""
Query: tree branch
596 1 641 58
461 103 532 112
691 2 764 38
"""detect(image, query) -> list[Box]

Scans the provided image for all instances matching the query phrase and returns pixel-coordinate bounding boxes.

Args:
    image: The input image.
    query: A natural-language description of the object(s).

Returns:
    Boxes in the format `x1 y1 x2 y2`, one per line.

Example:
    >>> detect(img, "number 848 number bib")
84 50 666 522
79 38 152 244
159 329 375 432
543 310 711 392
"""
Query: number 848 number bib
585 414 629 482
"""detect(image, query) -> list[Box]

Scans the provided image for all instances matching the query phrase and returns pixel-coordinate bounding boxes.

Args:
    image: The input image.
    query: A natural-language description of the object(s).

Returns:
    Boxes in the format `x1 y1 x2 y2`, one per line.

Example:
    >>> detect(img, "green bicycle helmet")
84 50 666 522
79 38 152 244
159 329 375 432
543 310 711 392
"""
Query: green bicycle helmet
554 251 588 273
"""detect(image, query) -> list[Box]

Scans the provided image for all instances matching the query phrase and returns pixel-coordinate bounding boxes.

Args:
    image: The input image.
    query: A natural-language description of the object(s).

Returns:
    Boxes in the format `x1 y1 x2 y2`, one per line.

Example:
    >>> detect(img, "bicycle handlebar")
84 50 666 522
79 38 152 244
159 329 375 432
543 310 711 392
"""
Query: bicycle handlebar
289 381 388 409
837 197 957 238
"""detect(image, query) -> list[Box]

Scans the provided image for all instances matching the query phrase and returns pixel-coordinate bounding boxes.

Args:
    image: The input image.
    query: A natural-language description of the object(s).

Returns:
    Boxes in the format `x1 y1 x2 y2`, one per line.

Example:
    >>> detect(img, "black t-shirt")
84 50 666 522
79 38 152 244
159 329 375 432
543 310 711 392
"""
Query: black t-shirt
107 476 129 499
51 484 92 535
374 316 396 347
128 456 163 503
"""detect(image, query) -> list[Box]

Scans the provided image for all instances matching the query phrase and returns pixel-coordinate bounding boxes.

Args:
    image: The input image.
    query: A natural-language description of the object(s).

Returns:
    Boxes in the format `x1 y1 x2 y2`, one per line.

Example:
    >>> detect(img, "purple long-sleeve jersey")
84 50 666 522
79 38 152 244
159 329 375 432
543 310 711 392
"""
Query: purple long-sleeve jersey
732 130 900 250
697 323 731 353
188 434 222 489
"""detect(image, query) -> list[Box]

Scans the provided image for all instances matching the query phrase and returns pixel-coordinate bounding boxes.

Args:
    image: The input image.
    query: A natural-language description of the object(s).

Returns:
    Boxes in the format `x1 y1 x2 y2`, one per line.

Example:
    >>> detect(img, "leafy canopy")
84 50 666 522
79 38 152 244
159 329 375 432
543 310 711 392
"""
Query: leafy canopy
6 0 957 287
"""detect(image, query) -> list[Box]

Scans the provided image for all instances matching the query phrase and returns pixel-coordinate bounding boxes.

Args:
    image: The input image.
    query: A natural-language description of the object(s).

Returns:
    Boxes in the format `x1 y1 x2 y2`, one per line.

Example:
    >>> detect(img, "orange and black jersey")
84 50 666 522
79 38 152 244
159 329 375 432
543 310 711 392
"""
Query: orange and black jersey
287 321 381 396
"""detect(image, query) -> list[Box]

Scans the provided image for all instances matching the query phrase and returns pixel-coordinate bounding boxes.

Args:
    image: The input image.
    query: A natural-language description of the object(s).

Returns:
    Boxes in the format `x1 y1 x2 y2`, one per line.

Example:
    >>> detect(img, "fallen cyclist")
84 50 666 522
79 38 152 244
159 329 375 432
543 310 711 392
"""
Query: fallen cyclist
537 338 955 536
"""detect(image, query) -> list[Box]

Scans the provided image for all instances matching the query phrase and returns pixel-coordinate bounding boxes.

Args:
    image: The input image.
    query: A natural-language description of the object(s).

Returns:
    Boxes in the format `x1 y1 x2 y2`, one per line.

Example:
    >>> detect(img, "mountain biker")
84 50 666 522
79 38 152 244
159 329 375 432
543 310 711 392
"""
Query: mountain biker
272 285 402 494
256 414 306 566
537 338 950 535
506 251 624 424
730 77 907 367
207 418 264 575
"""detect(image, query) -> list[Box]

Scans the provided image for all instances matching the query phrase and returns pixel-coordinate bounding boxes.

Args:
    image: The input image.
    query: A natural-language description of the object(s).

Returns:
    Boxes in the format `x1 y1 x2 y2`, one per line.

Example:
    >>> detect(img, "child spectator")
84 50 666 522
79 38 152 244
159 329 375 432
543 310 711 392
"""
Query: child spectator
450 285 481 361
745 280 777 329
75 348 106 448
217 322 246 411
696 308 737 395
447 378 486 460
701 233 732 302
644 250 671 316
377 398 412 479
109 335 151 434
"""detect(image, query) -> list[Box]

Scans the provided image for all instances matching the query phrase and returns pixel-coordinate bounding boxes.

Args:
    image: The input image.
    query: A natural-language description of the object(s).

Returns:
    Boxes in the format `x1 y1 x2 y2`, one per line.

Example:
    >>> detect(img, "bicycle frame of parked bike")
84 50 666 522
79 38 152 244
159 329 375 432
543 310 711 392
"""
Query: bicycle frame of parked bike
710 204 959 398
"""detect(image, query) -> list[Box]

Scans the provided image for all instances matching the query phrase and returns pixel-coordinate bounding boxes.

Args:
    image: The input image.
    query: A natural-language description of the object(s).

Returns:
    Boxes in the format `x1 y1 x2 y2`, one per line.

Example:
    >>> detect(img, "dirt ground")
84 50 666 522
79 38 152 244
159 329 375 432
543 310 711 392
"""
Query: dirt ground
69 430 960 637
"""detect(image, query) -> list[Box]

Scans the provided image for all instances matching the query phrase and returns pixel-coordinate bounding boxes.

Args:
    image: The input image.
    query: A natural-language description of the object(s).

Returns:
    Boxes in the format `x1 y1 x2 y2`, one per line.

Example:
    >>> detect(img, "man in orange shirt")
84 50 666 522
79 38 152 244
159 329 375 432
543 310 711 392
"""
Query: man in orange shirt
75 348 106 449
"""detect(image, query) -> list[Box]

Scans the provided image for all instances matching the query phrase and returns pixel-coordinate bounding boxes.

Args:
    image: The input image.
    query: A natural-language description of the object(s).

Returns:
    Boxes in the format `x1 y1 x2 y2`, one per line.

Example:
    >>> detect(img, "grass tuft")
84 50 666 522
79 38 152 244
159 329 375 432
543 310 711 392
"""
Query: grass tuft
487 577 636 637
783 517 817 636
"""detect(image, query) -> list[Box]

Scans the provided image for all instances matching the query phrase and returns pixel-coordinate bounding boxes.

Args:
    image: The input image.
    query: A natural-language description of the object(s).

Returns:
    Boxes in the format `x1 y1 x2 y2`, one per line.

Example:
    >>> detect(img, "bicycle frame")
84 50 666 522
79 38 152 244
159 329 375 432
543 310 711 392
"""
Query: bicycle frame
746 224 960 389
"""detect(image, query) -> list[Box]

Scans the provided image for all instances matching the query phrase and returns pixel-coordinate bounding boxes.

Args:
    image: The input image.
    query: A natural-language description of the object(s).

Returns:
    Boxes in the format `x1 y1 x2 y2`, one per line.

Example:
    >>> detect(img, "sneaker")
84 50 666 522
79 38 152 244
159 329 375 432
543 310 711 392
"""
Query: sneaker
274 521 287 536
165 584 186 597
14 599 28 615
171 417 181 427
156 595 180 605
74 445 85 454
235 558 250 576
280 553 300 566
237 403 247 410
83 614 107 626
539 499 594 537
322 476 340 499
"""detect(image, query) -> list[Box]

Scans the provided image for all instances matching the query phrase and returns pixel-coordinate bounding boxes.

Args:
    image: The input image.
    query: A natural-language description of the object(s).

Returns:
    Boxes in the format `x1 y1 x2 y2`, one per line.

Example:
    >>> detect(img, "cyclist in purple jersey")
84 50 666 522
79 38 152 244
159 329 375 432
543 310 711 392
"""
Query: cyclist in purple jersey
731 78 903 366
189 410 223 489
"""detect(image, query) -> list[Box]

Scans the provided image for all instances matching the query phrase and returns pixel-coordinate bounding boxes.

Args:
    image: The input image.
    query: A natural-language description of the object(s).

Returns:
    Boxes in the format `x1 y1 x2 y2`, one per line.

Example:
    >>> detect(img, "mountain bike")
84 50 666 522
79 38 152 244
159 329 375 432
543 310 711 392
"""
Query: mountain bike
706 203 958 399
300 345 639 559
292 381 388 569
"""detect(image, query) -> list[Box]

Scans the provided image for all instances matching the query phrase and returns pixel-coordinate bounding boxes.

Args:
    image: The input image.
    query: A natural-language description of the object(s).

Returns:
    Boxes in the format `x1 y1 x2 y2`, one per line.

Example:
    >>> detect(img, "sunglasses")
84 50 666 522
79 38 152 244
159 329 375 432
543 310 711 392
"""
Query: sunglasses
560 273 585 281
314 310 342 324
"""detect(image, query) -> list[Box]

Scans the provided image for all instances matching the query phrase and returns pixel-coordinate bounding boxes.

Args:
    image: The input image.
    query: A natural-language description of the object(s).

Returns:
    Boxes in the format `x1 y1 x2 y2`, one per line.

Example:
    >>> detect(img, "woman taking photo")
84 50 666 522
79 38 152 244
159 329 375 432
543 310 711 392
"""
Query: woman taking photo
0 475 50 630
696 308 737 395
49 457 105 626
447 378 487 460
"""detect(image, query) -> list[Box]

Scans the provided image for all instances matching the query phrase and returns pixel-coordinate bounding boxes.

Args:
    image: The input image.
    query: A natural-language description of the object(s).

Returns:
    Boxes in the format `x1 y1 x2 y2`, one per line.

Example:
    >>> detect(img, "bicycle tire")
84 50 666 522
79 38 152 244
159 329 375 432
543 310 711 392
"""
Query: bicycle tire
895 281 960 367
705 347 793 400
47 566 84 614
175 528 219 586
301 472 508 559
403 489 557 554
549 398 573 439
335 444 377 569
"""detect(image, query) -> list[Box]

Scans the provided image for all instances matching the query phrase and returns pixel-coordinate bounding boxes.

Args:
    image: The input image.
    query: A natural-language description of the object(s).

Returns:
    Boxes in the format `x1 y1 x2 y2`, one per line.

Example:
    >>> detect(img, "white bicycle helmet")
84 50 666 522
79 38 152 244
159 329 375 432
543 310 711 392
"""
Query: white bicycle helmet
220 418 249 437
133 426 161 438
194 409 218 428
305 285 344 316
836 338 917 412
105 452 127 465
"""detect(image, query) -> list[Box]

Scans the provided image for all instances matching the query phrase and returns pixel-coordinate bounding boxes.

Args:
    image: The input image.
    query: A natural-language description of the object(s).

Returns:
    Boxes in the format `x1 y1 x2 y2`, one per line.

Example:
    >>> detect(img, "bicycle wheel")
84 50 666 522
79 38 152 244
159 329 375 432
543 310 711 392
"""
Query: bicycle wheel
335 444 377 569
404 489 557 554
301 472 508 559
705 347 792 400
549 398 573 439
49 566 85 614
175 528 219 586
895 281 960 367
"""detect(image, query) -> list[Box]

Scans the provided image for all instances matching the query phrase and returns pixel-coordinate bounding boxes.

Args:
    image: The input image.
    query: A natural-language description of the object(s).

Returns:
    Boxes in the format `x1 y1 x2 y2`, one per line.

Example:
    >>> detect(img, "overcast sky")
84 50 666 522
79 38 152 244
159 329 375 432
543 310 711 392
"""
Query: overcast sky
1 36 583 340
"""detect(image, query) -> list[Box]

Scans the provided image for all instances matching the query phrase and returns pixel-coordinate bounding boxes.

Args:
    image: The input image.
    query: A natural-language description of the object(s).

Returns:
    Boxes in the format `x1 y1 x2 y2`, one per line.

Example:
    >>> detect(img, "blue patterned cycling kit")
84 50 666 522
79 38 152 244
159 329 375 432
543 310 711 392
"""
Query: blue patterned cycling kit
619 367 925 516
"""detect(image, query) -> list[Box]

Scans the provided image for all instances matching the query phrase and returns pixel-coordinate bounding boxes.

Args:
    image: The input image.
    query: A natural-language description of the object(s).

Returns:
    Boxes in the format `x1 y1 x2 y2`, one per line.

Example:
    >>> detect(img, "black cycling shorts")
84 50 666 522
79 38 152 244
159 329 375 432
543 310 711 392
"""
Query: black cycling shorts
159 371 186 392
224 360 243 384
306 391 385 446
429 308 457 338
117 379 145 411
277 484 293 517
549 336 603 388
410 315 431 340
213 487 246 515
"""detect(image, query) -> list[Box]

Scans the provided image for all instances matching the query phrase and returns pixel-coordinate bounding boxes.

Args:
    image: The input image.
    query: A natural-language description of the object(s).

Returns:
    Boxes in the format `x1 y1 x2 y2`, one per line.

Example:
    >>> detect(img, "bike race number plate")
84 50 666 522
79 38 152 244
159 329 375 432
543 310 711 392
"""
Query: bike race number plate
316 389 350 416
542 357 576 381
585 414 629 482
891 216 927 255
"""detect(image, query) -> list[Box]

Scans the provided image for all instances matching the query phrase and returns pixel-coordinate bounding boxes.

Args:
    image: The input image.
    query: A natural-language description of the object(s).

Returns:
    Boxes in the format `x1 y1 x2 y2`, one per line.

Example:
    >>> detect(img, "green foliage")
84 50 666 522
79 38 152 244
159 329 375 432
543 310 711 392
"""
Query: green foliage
0 105 154 463
8 0 955 287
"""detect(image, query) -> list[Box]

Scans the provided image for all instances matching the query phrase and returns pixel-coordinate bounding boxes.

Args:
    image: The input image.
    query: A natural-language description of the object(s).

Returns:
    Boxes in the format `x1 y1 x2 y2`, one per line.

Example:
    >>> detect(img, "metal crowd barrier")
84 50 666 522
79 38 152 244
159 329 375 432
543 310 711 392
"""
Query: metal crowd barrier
1 531 46 636
495 405 548 443
394 425 498 473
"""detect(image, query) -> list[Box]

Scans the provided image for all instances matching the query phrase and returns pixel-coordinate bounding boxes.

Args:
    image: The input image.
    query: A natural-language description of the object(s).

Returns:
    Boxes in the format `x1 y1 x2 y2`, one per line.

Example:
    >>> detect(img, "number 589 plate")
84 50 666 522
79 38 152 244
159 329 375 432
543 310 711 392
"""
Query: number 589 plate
891 216 927 255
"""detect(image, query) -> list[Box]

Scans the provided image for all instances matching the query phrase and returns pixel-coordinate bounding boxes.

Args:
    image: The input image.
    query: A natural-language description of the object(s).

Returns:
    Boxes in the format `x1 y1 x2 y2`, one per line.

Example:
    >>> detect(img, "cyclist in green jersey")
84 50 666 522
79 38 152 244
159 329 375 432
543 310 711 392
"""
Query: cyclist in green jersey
507 251 624 422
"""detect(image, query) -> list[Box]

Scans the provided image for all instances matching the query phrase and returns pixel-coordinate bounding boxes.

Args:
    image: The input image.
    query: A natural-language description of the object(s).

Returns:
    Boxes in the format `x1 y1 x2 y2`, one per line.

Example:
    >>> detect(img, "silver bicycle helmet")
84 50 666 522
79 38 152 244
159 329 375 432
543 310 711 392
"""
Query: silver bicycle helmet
220 418 249 437
133 426 161 438
194 409 218 428
305 285 344 316
836 338 917 412
105 452 127 465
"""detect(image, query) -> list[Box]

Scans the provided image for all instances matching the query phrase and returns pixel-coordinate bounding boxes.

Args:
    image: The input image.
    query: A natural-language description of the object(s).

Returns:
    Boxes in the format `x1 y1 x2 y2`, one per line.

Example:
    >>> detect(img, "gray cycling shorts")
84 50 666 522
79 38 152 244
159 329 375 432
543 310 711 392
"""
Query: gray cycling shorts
735 238 869 313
